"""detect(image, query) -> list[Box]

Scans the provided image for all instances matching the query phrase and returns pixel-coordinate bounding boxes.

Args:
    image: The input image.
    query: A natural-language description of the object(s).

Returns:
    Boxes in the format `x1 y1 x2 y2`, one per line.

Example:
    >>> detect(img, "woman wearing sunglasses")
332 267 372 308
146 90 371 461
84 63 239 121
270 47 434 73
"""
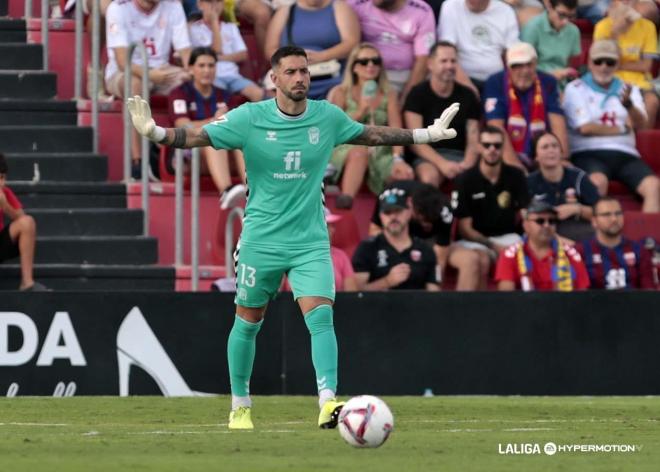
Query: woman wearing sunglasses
327 43 414 209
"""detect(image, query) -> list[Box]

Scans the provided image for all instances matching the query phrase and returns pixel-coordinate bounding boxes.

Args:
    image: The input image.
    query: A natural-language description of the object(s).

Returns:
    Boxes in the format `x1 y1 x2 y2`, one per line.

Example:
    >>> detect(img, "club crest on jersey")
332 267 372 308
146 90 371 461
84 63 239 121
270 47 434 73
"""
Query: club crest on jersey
211 115 228 125
266 131 277 141
308 127 320 145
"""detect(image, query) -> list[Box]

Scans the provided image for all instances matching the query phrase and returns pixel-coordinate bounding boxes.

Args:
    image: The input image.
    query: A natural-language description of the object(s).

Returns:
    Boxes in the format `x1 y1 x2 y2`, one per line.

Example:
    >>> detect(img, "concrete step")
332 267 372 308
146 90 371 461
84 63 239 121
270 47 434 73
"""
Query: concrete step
0 264 175 291
31 236 159 264
0 43 42 70
9 181 127 208
0 125 92 153
5 152 108 182
28 208 144 236
0 71 56 99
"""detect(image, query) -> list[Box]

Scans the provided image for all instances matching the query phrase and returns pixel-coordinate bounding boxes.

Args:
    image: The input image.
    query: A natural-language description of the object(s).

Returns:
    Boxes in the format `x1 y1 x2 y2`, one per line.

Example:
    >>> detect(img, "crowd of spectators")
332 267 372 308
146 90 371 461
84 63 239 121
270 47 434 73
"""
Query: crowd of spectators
57 0 660 291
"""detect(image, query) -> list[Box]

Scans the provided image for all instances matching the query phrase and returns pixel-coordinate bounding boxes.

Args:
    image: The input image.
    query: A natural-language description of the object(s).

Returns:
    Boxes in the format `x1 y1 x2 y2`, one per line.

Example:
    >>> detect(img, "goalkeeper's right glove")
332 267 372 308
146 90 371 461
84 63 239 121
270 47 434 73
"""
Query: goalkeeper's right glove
127 95 166 142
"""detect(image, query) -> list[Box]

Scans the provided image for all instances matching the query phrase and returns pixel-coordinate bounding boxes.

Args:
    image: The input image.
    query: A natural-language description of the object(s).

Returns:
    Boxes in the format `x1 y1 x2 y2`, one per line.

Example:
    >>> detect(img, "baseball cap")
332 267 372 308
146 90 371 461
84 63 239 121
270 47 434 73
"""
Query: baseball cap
526 200 558 216
379 187 408 213
506 42 537 67
589 40 619 61
324 207 342 224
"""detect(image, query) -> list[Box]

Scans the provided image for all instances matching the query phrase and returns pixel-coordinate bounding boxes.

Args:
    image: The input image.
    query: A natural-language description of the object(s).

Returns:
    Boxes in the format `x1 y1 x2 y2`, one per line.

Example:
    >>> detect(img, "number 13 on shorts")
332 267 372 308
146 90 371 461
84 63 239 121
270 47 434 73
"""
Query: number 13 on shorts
239 263 256 287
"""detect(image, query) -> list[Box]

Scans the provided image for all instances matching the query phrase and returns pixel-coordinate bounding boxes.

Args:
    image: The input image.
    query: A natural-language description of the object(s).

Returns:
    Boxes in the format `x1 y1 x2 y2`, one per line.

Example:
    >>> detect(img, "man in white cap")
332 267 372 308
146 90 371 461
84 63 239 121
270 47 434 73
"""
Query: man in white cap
563 39 660 212
483 41 569 172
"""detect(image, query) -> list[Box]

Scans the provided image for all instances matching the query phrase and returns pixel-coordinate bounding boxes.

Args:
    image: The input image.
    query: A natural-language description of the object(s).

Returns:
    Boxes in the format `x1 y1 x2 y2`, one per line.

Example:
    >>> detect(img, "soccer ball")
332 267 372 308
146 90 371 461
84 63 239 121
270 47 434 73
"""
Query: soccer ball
338 395 394 448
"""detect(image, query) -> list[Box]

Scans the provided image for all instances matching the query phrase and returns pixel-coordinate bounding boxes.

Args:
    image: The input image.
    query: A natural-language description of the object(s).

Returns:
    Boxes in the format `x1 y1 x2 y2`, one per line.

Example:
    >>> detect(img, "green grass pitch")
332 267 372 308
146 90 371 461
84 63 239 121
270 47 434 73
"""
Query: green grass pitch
1 396 659 471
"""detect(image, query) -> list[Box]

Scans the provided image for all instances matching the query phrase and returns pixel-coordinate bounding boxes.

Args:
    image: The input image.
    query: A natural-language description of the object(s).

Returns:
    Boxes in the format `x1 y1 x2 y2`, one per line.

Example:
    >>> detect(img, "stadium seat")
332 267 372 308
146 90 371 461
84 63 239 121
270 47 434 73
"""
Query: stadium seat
573 18 594 37
329 210 362 258
636 129 660 175
622 211 660 241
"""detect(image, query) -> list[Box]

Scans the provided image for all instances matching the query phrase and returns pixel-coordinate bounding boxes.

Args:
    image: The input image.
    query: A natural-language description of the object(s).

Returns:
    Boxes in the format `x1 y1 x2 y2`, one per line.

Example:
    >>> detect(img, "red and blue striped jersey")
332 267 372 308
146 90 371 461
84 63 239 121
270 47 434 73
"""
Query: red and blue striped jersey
576 237 656 289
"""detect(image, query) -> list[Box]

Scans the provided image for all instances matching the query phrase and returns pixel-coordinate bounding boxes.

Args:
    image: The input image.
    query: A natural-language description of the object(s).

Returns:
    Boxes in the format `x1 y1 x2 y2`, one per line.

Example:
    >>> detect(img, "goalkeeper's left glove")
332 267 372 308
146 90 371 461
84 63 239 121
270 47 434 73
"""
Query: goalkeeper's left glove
413 102 460 144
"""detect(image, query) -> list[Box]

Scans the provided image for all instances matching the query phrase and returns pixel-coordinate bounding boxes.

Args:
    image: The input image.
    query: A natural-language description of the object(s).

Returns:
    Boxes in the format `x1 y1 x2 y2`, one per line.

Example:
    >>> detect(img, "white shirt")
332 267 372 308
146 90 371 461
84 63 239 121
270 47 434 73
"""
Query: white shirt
563 78 646 156
437 0 519 81
105 0 191 79
188 20 246 78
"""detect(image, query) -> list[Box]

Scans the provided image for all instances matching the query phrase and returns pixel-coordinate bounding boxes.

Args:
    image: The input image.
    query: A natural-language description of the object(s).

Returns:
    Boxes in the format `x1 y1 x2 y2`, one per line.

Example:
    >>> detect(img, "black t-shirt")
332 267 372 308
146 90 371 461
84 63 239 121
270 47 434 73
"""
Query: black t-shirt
454 164 530 236
403 80 482 151
370 180 454 247
352 234 438 289
527 168 600 207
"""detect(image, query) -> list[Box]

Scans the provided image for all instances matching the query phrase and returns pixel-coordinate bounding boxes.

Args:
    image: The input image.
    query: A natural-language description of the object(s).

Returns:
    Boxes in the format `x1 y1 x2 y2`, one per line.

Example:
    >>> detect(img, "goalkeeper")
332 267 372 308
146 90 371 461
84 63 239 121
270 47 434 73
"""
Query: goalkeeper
127 45 459 431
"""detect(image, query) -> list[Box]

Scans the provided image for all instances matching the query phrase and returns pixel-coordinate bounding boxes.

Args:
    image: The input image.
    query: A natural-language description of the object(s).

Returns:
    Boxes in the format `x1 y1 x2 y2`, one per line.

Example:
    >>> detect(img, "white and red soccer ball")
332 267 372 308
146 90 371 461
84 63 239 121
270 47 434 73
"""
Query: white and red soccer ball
337 395 394 448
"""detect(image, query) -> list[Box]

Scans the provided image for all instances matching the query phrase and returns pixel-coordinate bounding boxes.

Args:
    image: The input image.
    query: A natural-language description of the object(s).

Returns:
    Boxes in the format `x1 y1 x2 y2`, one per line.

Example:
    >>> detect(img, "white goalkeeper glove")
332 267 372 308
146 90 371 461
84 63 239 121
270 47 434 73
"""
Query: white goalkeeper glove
126 95 166 142
413 102 460 144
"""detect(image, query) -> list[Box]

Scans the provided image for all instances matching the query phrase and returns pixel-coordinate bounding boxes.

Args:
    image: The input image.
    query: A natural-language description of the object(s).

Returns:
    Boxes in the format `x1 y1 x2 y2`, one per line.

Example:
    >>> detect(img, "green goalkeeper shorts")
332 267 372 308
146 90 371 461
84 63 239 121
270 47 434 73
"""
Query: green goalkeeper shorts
234 242 335 307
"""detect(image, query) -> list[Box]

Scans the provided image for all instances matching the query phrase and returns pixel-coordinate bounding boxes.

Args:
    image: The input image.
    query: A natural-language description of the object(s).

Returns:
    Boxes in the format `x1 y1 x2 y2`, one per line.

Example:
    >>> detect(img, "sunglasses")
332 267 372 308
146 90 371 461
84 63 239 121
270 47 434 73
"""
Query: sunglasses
354 57 383 66
529 217 558 226
481 141 503 149
593 58 617 67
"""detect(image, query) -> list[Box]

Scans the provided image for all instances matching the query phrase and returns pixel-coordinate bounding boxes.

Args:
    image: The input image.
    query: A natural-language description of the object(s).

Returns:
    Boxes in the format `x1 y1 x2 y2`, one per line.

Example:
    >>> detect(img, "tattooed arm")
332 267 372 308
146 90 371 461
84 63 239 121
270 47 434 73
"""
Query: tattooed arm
158 127 213 148
347 102 461 146
349 126 415 146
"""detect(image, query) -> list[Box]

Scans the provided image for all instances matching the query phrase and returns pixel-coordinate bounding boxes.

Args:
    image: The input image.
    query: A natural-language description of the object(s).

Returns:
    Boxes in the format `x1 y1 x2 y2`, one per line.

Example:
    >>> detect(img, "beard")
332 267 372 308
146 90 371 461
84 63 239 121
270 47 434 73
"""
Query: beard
385 221 405 237
282 87 307 102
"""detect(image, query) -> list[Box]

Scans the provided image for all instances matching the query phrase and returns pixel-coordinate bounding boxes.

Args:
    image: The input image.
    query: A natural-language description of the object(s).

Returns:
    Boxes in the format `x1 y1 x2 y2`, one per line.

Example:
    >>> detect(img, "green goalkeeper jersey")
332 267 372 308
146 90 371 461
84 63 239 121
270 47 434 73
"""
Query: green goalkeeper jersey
203 99 364 249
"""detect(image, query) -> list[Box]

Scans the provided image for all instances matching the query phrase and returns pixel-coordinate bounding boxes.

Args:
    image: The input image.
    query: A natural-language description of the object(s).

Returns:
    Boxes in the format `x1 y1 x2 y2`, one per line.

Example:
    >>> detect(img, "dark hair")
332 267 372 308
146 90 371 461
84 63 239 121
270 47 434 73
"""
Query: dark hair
593 196 621 212
530 131 562 160
0 152 7 174
429 40 457 57
189 46 217 67
479 124 505 140
270 45 307 68
411 183 445 225
549 0 578 9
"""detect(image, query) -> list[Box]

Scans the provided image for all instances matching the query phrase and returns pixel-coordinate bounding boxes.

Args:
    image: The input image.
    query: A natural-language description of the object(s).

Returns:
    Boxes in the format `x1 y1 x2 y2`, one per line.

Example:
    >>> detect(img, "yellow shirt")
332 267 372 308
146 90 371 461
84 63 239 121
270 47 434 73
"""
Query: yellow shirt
593 17 657 89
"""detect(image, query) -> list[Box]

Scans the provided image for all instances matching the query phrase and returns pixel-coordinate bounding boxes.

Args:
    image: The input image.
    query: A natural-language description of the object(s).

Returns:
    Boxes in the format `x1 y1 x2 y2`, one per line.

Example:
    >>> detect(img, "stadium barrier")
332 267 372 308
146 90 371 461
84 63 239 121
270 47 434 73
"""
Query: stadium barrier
1 291 660 396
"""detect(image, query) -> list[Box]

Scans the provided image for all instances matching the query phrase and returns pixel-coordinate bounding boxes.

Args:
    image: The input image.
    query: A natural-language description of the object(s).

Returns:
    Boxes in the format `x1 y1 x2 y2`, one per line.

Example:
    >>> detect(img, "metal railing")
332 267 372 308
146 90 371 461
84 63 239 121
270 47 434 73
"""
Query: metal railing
39 0 241 291
123 42 150 236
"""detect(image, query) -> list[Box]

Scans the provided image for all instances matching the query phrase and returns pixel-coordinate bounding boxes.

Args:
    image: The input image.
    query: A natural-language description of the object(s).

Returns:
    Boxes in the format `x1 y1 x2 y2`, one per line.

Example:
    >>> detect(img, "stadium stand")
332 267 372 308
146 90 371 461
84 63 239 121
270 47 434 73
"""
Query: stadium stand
0 16 174 290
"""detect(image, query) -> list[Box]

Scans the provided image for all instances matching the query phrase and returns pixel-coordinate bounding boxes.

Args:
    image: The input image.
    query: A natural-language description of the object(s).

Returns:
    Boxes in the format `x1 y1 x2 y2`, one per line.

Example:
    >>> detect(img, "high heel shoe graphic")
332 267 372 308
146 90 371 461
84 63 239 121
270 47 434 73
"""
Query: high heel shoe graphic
117 307 214 397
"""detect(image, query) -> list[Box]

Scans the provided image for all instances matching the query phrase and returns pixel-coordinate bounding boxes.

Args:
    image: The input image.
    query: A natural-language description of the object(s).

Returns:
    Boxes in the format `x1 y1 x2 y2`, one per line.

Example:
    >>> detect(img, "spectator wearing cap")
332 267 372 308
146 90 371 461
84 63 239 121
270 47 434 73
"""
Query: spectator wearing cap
563 39 660 213
521 0 581 88
483 41 570 172
352 187 440 290
453 125 530 289
368 180 483 290
325 209 359 291
527 131 600 241
594 0 658 125
576 196 657 289
495 200 590 291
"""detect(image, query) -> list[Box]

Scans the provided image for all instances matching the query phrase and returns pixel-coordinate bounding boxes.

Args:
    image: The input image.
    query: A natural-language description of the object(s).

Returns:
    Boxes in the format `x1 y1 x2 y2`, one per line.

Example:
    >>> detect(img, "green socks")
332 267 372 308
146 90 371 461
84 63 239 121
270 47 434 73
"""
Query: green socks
304 304 338 394
227 315 263 397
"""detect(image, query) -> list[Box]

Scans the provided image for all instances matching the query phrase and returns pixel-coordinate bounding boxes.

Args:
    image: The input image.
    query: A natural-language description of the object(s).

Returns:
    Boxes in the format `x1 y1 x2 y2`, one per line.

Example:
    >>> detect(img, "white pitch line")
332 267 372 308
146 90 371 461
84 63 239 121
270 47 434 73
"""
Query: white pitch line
123 430 296 436
0 422 69 426
502 428 556 432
